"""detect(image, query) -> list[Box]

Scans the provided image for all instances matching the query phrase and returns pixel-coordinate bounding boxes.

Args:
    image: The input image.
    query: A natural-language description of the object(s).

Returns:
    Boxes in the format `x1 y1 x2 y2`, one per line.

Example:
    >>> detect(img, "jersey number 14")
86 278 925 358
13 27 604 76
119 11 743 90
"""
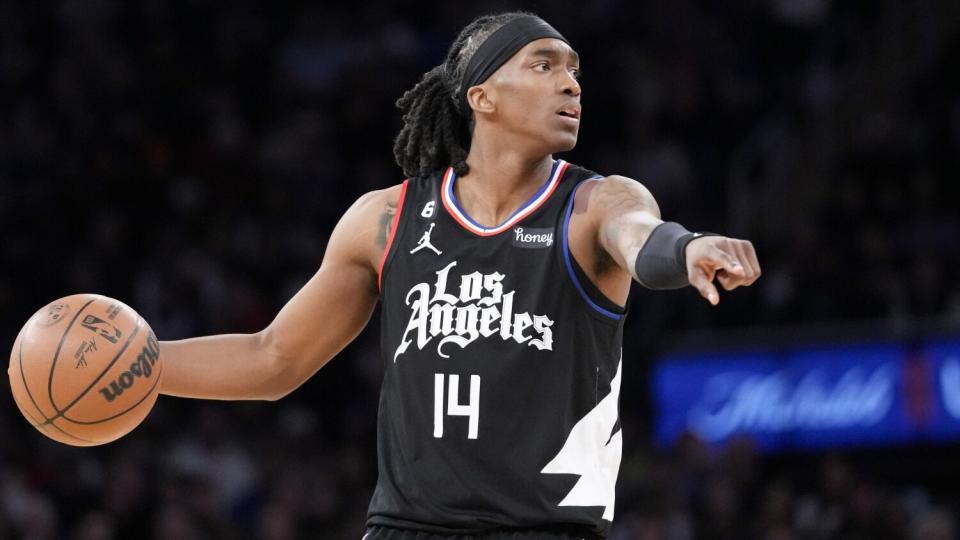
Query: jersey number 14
434 374 480 439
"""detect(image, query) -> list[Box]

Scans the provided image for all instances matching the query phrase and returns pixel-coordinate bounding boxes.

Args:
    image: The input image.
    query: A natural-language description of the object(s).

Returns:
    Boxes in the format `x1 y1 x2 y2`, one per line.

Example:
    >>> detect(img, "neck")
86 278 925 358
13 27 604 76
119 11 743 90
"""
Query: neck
456 127 555 227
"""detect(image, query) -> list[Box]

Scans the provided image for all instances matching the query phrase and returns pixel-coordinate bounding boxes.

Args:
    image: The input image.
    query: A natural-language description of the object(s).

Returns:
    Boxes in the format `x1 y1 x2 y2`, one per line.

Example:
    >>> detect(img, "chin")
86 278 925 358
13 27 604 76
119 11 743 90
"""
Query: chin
552 132 578 152
529 127 578 154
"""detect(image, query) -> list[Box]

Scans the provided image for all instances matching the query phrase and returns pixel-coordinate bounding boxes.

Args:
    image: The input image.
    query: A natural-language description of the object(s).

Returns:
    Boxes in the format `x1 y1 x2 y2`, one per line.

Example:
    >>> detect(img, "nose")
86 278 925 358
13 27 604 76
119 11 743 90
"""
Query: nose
561 70 581 97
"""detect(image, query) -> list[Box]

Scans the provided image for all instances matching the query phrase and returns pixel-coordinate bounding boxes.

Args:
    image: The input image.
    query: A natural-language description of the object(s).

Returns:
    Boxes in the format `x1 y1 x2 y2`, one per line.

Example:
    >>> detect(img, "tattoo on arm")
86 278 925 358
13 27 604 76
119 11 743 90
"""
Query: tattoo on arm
377 200 398 250
593 176 658 218
591 176 662 277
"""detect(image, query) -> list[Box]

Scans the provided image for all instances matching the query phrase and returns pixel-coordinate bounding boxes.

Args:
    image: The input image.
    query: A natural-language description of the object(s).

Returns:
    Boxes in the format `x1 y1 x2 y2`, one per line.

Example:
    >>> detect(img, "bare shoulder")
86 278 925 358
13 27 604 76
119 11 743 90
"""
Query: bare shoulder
573 175 661 221
348 183 405 213
333 183 406 270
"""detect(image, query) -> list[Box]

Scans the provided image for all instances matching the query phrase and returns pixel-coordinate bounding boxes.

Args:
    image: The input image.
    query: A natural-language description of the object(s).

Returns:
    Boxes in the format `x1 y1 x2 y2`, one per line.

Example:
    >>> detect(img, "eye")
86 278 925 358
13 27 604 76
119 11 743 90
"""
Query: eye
533 62 551 72
570 68 582 80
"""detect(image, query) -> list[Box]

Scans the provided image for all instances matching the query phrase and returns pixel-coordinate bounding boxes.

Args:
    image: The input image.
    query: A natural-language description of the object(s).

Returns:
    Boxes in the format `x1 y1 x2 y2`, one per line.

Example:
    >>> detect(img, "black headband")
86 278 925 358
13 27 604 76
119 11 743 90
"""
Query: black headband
458 15 569 114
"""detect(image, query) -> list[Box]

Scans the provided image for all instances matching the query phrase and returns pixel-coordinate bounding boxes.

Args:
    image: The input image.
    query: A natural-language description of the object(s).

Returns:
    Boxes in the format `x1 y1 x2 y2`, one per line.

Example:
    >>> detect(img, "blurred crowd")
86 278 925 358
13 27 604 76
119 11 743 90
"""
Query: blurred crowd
1 0 959 538
1 403 958 540
614 435 957 540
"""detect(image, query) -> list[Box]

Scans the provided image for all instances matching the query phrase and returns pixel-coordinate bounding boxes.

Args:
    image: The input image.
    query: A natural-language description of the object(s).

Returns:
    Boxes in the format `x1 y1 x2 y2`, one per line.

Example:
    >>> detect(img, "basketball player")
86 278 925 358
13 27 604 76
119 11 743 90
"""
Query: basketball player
159 12 760 539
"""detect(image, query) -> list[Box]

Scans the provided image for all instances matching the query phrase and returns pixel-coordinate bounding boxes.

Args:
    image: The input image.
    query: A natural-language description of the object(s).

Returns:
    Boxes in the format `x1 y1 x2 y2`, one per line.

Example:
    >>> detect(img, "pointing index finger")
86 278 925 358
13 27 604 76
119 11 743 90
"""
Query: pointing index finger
689 266 720 306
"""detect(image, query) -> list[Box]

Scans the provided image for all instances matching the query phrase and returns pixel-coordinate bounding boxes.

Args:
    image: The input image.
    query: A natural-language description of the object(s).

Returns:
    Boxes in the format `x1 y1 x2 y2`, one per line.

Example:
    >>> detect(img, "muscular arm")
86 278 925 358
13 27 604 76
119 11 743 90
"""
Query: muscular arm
588 176 664 279
582 175 761 305
159 185 402 401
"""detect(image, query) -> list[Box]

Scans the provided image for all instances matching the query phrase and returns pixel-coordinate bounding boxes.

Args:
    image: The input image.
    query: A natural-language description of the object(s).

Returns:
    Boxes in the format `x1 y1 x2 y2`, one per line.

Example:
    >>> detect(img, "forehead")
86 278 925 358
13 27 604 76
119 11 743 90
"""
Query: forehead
511 38 580 63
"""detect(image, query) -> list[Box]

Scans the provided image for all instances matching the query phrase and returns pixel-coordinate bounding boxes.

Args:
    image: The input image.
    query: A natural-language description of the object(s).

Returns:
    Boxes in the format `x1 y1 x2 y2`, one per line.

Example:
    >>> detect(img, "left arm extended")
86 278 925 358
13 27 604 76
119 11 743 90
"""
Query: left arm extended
588 175 761 305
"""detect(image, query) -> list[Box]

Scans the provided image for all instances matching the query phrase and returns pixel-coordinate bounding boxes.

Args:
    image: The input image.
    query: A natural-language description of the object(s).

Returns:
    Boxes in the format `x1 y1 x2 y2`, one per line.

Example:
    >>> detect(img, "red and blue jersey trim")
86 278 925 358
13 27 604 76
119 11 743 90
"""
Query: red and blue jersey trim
441 159 569 236
562 176 624 320
378 180 409 292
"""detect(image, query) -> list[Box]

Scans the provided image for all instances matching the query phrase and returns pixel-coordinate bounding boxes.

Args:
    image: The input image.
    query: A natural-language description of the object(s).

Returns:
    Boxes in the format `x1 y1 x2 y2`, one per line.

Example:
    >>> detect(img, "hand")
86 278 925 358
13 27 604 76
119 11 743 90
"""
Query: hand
685 236 761 305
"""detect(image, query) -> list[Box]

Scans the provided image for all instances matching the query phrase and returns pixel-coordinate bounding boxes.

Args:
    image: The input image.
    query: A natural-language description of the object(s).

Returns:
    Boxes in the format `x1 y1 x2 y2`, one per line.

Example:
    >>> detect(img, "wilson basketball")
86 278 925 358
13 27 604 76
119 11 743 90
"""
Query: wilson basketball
8 294 162 446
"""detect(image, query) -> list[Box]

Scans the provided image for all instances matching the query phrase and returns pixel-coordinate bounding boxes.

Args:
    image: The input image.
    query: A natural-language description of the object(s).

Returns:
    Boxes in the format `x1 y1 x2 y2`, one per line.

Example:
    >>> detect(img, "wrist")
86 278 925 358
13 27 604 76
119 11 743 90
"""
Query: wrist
679 232 715 270
633 223 718 290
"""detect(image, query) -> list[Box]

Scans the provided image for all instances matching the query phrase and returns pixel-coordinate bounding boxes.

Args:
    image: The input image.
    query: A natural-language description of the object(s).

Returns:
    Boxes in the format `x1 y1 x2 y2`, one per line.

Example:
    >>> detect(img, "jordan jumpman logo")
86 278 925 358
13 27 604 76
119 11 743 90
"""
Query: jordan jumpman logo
410 223 442 255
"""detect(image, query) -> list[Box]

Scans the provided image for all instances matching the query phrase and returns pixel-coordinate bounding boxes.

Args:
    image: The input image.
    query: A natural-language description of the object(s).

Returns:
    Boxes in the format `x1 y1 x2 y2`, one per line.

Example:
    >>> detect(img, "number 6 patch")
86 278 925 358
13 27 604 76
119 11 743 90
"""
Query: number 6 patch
420 200 436 219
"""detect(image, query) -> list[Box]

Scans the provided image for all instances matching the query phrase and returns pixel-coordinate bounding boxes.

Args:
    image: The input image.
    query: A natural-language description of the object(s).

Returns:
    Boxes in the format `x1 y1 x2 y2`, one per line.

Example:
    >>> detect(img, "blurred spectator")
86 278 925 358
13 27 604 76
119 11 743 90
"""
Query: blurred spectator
1 1 958 538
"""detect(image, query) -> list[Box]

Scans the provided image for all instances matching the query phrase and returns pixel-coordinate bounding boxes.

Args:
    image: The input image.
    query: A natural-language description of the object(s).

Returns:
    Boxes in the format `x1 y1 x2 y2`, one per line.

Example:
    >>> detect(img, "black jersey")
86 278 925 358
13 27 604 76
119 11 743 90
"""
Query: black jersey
369 160 627 538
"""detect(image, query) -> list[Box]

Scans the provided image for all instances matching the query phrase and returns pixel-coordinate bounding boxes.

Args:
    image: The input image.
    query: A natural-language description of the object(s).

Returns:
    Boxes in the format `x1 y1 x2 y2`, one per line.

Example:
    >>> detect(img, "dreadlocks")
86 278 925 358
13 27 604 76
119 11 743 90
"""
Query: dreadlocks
393 11 534 179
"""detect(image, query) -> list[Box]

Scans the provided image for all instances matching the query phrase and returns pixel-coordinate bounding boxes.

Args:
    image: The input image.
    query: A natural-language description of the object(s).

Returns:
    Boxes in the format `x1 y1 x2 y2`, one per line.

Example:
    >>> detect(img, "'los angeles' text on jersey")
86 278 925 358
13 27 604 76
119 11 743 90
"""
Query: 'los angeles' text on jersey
370 160 628 538
394 260 554 361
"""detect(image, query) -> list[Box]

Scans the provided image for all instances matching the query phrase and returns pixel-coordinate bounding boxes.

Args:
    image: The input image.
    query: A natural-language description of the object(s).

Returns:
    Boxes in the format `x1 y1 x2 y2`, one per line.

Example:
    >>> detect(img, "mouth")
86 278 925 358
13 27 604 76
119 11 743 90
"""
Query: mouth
556 105 581 121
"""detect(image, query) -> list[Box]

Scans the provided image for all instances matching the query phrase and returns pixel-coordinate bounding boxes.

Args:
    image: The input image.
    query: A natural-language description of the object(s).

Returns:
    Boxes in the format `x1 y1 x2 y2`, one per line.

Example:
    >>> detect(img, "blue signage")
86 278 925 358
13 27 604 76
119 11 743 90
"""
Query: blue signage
652 339 960 451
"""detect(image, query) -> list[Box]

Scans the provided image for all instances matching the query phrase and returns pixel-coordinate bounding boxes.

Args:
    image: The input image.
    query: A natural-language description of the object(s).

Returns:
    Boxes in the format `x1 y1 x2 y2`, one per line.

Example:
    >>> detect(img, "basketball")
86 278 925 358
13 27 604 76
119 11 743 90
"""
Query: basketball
7 294 162 447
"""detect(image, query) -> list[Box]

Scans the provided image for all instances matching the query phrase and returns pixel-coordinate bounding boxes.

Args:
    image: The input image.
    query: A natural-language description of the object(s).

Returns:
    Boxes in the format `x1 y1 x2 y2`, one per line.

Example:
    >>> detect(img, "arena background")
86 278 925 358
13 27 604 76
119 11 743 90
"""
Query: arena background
2 1 959 538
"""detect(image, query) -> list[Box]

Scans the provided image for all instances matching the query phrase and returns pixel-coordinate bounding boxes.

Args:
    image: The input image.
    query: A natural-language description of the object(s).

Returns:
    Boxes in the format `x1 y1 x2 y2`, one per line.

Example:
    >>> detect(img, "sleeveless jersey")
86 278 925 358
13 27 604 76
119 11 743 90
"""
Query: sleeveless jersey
369 160 628 538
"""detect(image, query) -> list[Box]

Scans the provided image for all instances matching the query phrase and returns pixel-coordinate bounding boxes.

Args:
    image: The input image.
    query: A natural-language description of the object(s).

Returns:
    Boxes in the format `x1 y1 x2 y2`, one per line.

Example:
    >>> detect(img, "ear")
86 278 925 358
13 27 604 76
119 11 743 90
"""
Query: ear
466 84 496 115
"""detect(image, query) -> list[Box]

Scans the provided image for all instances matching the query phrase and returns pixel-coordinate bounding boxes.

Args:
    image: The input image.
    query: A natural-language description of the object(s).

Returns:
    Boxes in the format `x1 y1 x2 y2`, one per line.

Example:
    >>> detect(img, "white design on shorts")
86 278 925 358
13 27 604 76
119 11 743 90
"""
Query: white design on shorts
410 222 442 255
541 356 623 521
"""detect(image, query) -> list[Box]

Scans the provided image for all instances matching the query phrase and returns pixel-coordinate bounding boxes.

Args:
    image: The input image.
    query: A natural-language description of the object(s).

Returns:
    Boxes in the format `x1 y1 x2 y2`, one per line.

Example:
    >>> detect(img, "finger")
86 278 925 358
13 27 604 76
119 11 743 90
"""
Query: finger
727 242 756 285
718 240 760 291
714 241 757 291
702 244 745 277
732 241 758 284
689 266 720 305
741 241 762 284
716 269 744 291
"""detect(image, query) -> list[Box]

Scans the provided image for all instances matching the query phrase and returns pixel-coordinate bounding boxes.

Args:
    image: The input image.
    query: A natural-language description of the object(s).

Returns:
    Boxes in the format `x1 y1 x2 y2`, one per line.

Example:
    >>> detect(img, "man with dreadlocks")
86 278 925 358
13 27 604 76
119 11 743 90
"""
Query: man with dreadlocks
158 11 760 539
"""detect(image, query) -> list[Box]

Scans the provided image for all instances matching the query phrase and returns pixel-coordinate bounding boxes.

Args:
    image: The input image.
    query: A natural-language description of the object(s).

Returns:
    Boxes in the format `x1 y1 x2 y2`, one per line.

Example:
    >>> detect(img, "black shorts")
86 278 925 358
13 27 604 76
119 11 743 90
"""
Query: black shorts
362 525 601 540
